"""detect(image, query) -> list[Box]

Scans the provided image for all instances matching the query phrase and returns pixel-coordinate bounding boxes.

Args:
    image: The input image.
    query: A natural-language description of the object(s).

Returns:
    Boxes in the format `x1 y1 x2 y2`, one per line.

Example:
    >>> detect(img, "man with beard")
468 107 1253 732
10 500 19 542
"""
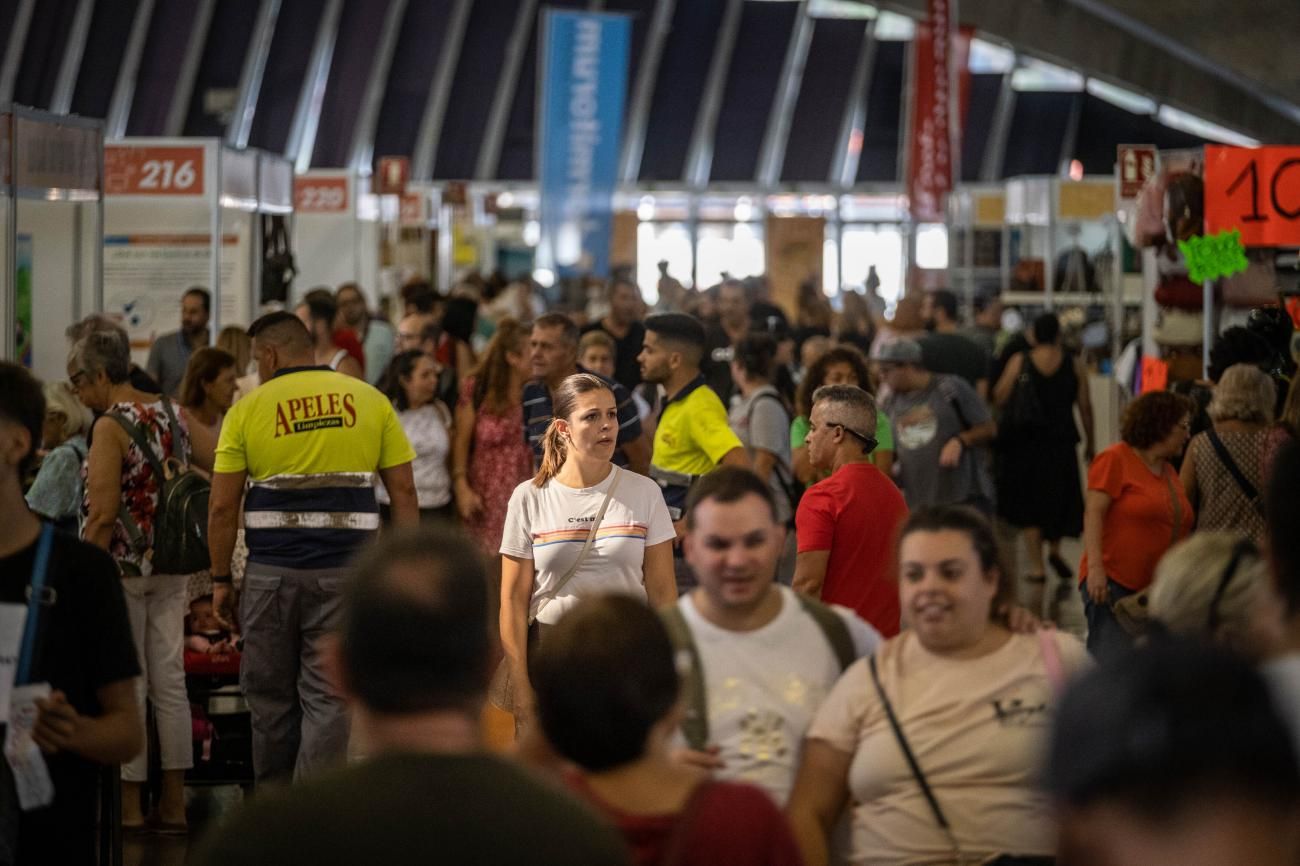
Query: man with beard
146 287 211 396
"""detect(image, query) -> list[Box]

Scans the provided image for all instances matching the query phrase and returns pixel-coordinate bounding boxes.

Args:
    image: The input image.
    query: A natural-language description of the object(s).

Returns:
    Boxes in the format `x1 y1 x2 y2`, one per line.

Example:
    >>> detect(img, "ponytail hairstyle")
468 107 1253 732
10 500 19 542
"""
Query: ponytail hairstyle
534 373 613 487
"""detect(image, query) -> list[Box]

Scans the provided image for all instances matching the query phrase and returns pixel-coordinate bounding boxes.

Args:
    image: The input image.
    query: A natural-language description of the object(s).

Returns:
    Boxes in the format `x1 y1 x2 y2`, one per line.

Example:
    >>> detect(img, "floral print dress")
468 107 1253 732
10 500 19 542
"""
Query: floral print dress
458 377 533 554
83 399 191 575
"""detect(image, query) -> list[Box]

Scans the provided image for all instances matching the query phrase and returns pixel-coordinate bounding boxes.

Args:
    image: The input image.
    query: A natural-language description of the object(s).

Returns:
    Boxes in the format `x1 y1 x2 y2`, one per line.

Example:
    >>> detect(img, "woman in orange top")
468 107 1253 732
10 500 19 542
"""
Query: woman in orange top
1081 391 1195 661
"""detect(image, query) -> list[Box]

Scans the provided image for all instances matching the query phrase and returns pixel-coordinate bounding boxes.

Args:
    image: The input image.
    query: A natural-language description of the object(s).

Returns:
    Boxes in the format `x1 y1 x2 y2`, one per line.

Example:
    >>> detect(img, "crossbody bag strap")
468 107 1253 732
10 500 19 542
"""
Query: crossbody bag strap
1205 429 1262 508
868 654 963 860
529 467 622 625
1161 468 1184 545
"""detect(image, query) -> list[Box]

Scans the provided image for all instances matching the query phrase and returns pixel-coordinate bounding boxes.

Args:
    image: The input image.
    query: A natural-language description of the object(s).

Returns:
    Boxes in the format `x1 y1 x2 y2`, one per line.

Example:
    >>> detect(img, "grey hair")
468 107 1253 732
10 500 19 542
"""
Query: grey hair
69 330 131 384
811 384 877 433
65 314 130 352
42 381 92 440
1149 532 1266 648
1207 363 1275 425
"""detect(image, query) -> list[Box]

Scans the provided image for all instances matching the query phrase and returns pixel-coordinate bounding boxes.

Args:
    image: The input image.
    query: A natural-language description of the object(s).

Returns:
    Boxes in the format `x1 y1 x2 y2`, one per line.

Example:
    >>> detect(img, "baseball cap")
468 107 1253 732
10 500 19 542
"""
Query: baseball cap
872 338 923 365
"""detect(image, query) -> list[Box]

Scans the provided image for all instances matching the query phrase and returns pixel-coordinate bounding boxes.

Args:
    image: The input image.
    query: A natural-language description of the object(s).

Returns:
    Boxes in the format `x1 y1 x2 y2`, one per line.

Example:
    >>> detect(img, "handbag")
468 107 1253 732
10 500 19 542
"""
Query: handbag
1205 429 1265 517
1111 467 1184 636
489 468 622 711
1001 353 1045 435
868 655 1056 865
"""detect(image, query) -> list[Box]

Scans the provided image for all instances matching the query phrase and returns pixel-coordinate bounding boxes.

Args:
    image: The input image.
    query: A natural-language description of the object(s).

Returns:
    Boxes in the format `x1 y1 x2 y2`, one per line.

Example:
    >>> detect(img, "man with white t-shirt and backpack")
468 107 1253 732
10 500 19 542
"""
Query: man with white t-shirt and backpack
662 466 882 805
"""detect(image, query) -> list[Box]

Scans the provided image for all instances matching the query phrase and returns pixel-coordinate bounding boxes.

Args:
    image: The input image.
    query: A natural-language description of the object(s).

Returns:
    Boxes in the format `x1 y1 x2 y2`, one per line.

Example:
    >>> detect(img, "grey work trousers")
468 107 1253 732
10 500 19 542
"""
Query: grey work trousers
240 561 350 785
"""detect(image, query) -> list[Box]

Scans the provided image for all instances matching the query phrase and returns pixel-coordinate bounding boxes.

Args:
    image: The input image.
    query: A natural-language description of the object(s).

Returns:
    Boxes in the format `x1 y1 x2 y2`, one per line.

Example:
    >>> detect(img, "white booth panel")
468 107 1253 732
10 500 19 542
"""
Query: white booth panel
18 199 81 381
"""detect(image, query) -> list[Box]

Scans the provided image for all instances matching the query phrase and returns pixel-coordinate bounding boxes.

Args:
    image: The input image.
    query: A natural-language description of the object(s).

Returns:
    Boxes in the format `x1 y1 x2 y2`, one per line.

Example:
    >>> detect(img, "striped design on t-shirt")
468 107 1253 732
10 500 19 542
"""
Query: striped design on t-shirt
532 523 649 547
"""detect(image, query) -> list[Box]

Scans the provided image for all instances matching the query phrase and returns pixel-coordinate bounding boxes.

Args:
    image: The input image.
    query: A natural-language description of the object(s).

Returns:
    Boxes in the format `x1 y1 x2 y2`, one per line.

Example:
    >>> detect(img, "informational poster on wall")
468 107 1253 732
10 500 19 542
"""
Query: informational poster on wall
103 233 247 352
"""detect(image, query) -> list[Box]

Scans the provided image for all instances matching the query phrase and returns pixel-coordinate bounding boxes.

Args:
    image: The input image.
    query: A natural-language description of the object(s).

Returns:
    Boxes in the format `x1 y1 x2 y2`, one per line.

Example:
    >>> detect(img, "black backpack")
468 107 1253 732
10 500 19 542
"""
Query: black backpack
108 401 210 575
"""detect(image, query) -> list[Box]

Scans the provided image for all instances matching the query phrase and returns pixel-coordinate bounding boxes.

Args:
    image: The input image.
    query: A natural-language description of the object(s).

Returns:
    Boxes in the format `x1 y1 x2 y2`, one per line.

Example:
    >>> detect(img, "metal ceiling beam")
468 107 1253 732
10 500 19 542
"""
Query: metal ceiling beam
0 0 35 104
618 0 675 184
105 0 156 138
880 0 1300 142
1058 90 1084 176
412 0 472 181
684 0 744 188
1063 0 1300 128
756 1 815 188
49 0 95 114
829 19 876 189
475 0 540 180
165 0 216 136
349 0 409 173
979 63 1015 181
227 0 281 147
286 0 343 171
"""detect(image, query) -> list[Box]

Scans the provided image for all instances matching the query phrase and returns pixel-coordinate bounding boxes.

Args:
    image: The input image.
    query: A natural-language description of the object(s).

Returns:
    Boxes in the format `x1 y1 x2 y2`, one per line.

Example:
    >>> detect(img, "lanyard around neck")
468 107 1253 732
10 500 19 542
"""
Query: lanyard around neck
15 522 54 686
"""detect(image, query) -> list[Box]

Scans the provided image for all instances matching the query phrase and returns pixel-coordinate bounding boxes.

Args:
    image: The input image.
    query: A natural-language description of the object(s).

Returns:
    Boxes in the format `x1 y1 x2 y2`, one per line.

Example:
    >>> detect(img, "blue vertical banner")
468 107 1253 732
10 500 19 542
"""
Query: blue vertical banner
537 9 630 280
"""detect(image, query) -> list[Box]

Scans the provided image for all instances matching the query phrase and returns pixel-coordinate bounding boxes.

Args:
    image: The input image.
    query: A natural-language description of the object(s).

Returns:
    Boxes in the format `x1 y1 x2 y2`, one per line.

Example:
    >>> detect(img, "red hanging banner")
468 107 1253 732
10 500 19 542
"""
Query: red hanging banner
907 1 969 223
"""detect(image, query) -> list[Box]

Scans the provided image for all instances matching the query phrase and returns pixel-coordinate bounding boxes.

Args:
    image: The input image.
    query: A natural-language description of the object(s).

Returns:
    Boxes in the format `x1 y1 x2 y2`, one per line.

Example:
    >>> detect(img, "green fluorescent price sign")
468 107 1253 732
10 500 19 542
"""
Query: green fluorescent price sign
1177 229 1249 284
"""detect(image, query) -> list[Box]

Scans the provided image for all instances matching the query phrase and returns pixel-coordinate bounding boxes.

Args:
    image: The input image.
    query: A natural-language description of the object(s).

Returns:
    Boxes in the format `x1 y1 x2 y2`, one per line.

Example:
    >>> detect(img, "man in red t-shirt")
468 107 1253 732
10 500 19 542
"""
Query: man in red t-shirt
793 384 909 636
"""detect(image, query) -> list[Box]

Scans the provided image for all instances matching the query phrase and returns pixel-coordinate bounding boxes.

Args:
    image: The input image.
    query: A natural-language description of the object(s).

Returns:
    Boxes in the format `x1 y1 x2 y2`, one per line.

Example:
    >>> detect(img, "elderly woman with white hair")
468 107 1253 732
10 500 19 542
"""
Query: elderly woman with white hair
1181 363 1276 544
1149 532 1283 658
25 380 93 532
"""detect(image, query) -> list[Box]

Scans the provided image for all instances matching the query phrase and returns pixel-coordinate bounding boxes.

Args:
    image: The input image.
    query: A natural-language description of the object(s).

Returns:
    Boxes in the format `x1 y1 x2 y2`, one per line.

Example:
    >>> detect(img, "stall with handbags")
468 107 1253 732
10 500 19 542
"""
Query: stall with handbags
1123 145 1300 389
0 106 105 382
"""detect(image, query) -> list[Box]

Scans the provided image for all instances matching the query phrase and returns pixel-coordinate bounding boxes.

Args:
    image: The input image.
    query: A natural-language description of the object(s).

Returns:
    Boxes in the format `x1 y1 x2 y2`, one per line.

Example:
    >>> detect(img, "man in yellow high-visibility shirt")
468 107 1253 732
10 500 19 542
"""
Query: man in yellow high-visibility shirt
638 313 748 592
207 311 417 784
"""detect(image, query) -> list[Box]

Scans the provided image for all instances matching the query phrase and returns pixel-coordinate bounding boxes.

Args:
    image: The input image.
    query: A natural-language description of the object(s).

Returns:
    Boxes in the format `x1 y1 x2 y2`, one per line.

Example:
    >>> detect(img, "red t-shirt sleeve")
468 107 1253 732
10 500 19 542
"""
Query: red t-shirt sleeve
1087 446 1127 500
795 485 836 553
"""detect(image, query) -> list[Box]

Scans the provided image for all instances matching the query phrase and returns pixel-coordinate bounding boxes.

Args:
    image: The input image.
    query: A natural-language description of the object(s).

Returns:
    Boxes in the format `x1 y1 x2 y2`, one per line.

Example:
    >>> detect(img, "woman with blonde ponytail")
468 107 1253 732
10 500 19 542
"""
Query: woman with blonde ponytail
497 373 677 729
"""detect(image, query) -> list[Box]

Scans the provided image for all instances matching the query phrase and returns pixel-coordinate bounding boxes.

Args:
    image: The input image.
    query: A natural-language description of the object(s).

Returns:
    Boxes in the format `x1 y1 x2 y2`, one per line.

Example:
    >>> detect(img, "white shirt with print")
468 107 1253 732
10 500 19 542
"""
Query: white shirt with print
500 466 675 625
678 585 881 804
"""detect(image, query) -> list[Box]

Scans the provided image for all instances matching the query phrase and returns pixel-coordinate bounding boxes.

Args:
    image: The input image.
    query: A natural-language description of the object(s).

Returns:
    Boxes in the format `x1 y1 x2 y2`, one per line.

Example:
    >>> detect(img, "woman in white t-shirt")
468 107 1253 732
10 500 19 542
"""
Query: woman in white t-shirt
498 372 677 728
787 506 1090 866
378 350 454 522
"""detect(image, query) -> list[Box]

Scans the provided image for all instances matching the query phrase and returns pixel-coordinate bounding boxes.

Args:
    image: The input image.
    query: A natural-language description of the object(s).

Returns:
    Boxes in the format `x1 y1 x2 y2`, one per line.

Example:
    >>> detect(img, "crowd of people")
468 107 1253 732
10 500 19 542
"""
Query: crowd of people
4 270 1300 865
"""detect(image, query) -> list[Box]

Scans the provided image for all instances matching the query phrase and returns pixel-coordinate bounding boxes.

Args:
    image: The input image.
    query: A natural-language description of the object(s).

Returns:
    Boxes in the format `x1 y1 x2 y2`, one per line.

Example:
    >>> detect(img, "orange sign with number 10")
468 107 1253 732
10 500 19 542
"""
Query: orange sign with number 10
1205 145 1300 247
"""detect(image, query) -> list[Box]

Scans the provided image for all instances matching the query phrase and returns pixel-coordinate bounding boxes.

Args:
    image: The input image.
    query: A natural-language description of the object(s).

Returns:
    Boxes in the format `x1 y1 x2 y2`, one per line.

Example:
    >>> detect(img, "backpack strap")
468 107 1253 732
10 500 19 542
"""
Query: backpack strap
661 604 710 751
934 375 972 432
745 391 801 516
106 410 169 559
795 595 857 672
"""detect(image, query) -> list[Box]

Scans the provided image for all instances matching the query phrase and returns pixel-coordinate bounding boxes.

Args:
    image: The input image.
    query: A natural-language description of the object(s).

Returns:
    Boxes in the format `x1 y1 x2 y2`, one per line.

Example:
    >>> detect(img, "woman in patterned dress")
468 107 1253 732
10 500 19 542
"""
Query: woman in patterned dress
70 330 194 831
452 318 534 553
1181 363 1276 546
